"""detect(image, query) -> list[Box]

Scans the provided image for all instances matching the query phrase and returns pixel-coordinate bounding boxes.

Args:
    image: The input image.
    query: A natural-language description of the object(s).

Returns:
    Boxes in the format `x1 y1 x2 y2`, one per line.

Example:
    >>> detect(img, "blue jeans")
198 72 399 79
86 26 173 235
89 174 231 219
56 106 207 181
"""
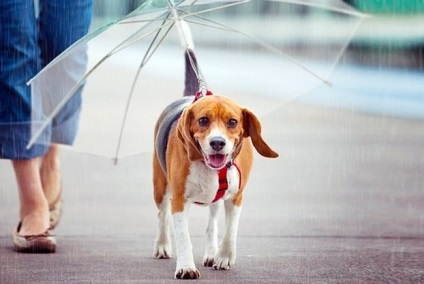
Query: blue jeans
0 0 92 159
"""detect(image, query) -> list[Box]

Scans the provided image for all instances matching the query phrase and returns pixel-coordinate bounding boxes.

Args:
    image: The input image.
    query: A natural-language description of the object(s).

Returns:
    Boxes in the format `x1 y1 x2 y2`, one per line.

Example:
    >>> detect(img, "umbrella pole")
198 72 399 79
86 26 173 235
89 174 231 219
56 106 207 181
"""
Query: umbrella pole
168 0 207 93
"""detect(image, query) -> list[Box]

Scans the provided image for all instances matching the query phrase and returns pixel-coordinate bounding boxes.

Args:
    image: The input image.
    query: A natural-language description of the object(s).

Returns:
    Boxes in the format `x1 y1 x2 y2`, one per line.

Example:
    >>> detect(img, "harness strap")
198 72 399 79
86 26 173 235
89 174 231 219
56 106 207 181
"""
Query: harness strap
195 161 241 205
193 89 213 103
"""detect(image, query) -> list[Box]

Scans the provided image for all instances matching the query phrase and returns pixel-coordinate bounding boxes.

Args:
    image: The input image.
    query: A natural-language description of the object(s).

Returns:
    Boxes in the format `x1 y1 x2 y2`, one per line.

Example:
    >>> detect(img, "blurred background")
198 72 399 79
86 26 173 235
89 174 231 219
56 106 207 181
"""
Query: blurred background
91 0 424 69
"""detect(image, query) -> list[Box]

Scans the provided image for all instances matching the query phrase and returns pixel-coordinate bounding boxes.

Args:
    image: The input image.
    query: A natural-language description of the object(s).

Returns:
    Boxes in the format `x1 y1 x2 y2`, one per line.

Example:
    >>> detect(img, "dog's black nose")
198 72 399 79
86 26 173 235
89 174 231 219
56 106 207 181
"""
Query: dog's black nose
210 137 226 151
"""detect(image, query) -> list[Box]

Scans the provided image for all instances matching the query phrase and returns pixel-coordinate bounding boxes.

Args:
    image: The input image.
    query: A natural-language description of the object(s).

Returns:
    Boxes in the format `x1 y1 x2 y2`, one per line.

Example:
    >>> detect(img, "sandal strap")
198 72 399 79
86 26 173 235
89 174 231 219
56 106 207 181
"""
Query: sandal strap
16 222 55 240
23 230 55 241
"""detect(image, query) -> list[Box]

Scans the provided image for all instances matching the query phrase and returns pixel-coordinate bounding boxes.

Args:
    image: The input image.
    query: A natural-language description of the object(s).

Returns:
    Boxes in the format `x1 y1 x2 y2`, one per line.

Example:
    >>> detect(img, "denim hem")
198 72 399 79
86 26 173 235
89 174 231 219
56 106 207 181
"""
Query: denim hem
0 122 50 159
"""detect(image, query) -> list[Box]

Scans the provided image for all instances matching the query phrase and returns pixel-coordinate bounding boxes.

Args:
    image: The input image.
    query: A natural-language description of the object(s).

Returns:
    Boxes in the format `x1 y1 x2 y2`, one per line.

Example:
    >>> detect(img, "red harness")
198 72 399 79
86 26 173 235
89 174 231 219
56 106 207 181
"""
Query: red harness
195 161 242 205
193 89 213 103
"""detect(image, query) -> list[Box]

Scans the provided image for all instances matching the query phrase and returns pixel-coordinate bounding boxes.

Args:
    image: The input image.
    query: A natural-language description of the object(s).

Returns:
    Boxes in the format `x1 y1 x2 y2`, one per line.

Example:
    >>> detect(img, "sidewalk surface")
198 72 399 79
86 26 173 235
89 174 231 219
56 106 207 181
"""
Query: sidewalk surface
1 89 424 282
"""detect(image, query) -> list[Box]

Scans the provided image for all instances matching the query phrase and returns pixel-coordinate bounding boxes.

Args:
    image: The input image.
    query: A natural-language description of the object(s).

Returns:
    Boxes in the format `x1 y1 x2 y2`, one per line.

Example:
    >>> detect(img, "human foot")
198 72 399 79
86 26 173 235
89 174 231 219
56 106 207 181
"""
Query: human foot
14 222 56 253
12 158 50 236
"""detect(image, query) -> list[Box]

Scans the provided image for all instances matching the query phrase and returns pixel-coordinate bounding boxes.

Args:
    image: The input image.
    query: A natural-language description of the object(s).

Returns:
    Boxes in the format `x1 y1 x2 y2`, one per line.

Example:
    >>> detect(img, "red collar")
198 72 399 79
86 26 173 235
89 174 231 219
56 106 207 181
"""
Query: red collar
192 89 213 103
195 161 241 205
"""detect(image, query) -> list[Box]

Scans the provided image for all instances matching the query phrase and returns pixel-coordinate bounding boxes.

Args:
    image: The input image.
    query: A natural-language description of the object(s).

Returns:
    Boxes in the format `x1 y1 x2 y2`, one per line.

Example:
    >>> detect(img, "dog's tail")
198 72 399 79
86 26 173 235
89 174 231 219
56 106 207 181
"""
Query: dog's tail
184 49 199 97
180 21 200 97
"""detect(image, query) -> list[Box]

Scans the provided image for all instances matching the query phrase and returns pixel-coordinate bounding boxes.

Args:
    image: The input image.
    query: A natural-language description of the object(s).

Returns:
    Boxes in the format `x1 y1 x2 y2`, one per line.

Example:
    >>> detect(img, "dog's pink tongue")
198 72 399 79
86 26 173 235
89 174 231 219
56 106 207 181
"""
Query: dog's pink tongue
209 154 226 168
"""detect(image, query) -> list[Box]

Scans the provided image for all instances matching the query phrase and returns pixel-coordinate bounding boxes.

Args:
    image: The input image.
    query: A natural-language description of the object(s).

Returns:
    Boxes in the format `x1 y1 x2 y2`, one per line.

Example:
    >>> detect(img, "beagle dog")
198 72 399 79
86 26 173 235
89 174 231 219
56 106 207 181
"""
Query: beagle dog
152 48 278 279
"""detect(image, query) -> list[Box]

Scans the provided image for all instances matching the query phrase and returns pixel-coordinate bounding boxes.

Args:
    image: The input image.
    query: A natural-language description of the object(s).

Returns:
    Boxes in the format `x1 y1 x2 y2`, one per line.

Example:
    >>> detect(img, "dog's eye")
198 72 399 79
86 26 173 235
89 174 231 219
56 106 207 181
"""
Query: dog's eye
227 119 238 128
198 117 209 127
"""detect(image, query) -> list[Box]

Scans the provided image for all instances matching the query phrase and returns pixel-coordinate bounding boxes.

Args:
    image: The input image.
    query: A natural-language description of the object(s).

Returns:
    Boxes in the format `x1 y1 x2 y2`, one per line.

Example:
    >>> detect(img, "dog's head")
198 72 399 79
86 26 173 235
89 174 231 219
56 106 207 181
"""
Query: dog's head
177 95 278 170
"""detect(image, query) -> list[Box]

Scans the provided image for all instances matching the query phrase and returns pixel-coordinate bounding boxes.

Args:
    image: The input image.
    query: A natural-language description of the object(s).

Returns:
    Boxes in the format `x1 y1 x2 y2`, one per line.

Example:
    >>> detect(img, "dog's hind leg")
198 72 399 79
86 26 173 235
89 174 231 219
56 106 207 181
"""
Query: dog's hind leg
203 201 221 267
153 154 172 259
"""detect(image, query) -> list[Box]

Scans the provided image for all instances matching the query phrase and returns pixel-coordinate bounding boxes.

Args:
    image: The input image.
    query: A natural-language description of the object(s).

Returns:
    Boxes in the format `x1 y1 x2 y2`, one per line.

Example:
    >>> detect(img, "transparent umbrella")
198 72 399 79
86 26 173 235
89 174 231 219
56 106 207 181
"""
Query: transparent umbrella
27 0 366 163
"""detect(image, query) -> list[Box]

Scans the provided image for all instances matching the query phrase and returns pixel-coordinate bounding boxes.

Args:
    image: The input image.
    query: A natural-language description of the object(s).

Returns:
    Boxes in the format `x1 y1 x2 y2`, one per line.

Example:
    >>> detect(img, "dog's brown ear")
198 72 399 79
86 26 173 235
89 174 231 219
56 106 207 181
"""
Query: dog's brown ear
242 108 279 158
177 108 203 161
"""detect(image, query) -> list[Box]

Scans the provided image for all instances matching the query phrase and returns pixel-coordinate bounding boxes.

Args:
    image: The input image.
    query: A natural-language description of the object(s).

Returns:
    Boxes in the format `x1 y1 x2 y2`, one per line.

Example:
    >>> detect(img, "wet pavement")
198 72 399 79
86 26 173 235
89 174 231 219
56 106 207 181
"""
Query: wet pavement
1 92 424 282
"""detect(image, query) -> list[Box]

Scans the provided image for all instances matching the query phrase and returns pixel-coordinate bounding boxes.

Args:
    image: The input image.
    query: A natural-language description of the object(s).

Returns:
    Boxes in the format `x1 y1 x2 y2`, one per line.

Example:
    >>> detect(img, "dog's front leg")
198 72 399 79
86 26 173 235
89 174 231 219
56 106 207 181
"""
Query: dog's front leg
172 202 200 279
213 199 242 270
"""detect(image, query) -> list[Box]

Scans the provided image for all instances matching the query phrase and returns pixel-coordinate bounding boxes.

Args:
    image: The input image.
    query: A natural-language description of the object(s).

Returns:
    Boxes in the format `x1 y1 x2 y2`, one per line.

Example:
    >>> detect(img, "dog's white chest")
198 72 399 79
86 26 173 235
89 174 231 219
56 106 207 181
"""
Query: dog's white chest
185 161 240 205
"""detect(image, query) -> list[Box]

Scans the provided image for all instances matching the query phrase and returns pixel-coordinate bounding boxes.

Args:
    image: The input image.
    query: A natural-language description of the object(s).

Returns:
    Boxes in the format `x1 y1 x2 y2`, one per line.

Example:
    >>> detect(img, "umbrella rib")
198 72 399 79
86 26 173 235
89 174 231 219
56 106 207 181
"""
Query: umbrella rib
183 0 250 17
119 18 169 24
273 0 367 18
107 11 173 56
27 23 115 85
184 18 236 33
110 22 174 57
272 17 366 105
113 15 175 164
27 61 100 149
142 23 175 65
323 15 365 79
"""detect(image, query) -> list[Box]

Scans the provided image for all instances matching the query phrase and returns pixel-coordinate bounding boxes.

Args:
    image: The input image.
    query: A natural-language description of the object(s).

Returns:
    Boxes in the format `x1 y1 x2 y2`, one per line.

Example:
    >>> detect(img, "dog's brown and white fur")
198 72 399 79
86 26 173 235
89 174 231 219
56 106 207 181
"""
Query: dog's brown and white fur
152 26 278 280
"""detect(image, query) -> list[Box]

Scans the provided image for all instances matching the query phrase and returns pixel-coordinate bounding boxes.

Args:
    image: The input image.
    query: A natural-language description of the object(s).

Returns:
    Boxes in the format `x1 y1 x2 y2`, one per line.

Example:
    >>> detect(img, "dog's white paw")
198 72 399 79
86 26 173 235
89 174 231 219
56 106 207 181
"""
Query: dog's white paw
174 266 200 279
213 257 233 270
153 242 172 259
213 248 236 270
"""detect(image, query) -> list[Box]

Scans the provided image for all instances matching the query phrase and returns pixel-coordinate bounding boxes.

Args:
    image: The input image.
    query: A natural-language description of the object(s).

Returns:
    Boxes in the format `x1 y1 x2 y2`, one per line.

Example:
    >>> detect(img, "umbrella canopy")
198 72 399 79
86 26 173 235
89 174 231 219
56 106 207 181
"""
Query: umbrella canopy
28 0 366 162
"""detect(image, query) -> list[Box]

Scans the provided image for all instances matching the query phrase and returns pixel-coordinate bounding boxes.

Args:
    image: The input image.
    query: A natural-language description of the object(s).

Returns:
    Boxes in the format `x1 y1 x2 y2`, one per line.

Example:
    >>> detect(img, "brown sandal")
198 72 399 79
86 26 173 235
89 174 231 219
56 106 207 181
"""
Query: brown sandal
13 222 56 253
49 185 63 229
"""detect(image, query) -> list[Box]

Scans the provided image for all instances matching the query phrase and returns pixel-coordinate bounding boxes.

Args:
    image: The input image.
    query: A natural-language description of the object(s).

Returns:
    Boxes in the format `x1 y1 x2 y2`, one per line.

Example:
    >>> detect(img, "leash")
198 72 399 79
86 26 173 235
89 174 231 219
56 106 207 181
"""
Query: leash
183 46 212 101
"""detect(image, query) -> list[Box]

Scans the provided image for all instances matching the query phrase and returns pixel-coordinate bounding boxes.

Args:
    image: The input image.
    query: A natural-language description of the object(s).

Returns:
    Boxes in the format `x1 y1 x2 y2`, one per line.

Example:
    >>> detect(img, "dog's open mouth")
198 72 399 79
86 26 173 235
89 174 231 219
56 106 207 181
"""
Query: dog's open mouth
206 154 228 169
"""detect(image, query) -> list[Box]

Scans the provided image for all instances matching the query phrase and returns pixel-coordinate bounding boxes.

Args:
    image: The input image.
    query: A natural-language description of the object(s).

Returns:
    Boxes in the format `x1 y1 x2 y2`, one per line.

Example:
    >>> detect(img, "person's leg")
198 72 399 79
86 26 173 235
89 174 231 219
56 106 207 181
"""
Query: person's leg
12 158 56 253
40 144 61 212
12 158 49 236
0 0 49 159
0 0 50 238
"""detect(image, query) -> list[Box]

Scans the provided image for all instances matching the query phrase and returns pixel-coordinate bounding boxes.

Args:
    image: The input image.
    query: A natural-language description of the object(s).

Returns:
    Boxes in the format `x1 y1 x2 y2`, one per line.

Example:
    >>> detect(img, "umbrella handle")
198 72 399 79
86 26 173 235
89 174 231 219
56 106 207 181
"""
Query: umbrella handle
168 0 193 50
